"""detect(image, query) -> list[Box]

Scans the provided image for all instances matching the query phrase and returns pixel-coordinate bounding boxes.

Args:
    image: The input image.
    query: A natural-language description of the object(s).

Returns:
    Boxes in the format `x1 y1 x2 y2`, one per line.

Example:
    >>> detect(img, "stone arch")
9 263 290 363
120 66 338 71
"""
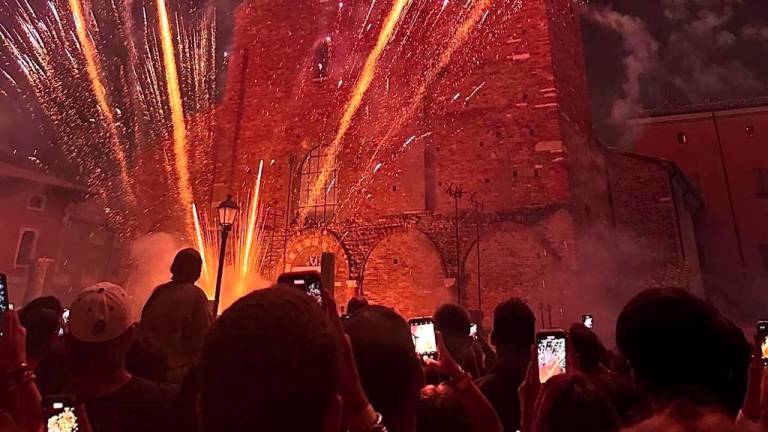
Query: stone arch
275 229 353 307
463 221 564 327
361 229 449 319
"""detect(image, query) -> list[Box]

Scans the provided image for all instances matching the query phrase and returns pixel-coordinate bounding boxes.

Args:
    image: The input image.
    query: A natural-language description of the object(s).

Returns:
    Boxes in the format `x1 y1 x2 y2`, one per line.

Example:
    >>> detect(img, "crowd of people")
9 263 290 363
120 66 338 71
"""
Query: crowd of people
2 247 768 432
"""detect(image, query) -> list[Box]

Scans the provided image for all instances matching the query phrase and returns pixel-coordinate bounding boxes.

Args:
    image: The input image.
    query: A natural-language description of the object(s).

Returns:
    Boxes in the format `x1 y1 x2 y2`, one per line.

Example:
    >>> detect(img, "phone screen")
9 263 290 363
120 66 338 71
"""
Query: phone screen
582 314 593 329
409 318 437 358
44 397 79 432
277 272 323 307
469 323 478 338
537 331 567 383
0 273 9 314
757 321 768 366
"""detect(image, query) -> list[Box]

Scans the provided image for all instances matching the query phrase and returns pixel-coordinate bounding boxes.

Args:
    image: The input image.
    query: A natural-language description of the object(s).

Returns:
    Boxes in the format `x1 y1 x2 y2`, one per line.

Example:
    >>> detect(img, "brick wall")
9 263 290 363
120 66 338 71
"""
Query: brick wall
606 152 683 264
209 0 610 321
361 229 450 319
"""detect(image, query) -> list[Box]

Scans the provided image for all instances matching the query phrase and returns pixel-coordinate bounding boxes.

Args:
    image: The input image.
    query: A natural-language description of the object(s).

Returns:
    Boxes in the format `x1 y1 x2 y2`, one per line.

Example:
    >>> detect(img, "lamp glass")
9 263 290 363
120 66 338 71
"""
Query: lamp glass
217 196 239 227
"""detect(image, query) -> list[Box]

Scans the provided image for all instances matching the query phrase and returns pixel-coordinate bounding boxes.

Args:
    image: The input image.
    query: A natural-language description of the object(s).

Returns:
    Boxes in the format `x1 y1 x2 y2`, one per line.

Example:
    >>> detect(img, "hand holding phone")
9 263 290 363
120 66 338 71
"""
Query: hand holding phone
581 314 593 329
277 271 324 307
409 317 438 359
757 321 768 367
469 323 478 339
537 329 567 383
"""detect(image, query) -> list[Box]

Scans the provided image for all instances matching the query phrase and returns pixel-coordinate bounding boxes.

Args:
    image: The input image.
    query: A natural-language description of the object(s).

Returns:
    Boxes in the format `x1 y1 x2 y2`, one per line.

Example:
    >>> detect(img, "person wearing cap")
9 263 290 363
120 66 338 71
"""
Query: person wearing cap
66 282 175 432
140 248 212 383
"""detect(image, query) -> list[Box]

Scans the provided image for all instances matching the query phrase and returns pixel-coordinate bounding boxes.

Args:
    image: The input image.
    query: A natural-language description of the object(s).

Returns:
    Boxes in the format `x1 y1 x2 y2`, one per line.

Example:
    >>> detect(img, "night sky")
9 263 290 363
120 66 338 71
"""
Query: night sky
1 0 767 172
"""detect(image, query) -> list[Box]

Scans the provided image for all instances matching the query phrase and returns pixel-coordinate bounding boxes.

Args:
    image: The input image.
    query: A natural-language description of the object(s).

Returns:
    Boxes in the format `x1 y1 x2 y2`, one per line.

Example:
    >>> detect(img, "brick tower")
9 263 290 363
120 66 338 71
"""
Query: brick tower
211 0 607 324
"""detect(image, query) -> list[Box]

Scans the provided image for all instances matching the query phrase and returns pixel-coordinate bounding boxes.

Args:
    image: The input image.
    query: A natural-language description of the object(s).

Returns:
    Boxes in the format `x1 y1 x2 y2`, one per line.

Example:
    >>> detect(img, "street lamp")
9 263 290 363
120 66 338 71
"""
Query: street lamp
213 195 239 317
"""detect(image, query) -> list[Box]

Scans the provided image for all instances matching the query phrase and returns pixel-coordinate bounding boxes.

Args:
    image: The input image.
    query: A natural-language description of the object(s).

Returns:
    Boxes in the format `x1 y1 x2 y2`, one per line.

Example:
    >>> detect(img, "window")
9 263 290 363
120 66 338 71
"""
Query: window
27 194 46 211
758 169 768 197
298 146 337 222
15 229 39 267
312 38 331 80
676 132 687 144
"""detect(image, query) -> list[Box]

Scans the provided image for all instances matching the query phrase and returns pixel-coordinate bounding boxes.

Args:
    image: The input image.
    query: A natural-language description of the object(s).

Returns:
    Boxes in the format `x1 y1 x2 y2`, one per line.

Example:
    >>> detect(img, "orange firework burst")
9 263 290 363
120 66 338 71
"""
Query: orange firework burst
156 0 193 235
191 162 268 305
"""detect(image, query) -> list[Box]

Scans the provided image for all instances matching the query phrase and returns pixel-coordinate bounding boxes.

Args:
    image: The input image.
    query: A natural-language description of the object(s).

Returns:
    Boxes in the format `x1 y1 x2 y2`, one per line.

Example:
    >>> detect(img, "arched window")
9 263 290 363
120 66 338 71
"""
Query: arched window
298 146 337 222
312 37 331 80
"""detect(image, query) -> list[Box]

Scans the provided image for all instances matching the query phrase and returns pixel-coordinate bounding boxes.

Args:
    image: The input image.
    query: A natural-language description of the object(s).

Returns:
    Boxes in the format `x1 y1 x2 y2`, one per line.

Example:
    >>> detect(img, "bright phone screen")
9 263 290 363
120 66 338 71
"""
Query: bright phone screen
304 280 323 306
758 322 768 366
537 333 566 383
582 314 593 329
45 402 79 432
279 272 324 307
410 321 437 357
0 274 8 313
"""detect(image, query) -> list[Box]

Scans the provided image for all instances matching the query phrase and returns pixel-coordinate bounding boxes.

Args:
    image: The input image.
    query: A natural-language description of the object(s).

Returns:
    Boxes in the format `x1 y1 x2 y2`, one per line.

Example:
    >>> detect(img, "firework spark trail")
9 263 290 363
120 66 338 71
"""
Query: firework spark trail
192 203 214 291
238 160 264 296
156 0 193 234
69 0 135 202
341 0 493 213
301 0 410 221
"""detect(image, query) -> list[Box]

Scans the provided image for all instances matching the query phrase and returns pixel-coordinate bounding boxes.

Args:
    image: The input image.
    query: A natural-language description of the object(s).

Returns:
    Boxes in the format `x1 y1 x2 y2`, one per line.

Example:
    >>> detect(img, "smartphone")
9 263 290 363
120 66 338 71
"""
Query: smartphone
409 317 438 359
757 321 768 367
277 271 323 307
43 395 80 432
0 273 9 315
58 308 71 337
469 323 478 339
582 314 593 329
537 329 567 383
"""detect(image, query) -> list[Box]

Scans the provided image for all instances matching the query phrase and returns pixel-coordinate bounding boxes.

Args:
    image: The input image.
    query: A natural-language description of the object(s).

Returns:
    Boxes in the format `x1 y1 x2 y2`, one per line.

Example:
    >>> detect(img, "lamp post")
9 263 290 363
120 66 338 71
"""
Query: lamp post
445 183 465 305
213 195 239 317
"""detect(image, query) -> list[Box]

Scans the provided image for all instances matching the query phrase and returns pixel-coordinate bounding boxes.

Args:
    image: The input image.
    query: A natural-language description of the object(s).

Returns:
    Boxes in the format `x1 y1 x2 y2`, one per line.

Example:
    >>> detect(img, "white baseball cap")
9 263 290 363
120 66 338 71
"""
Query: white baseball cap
69 282 132 343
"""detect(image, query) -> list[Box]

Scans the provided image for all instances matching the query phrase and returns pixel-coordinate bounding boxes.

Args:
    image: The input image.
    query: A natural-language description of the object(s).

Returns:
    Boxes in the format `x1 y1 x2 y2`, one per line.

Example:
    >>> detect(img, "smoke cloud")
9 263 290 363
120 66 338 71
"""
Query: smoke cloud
584 8 658 145
584 0 767 147
743 25 768 41
125 232 185 319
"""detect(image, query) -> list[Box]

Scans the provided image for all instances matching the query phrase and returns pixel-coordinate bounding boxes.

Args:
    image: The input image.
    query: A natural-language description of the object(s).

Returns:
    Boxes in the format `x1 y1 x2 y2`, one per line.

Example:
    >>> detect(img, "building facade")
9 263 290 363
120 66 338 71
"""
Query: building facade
630 99 768 319
209 0 699 324
0 161 117 306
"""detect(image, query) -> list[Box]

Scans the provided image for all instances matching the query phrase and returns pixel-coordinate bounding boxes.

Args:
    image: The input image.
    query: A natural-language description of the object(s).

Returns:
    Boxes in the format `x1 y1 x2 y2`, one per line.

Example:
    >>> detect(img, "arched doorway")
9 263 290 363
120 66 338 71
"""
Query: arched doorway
277 229 352 307
463 221 559 327
362 229 448 319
